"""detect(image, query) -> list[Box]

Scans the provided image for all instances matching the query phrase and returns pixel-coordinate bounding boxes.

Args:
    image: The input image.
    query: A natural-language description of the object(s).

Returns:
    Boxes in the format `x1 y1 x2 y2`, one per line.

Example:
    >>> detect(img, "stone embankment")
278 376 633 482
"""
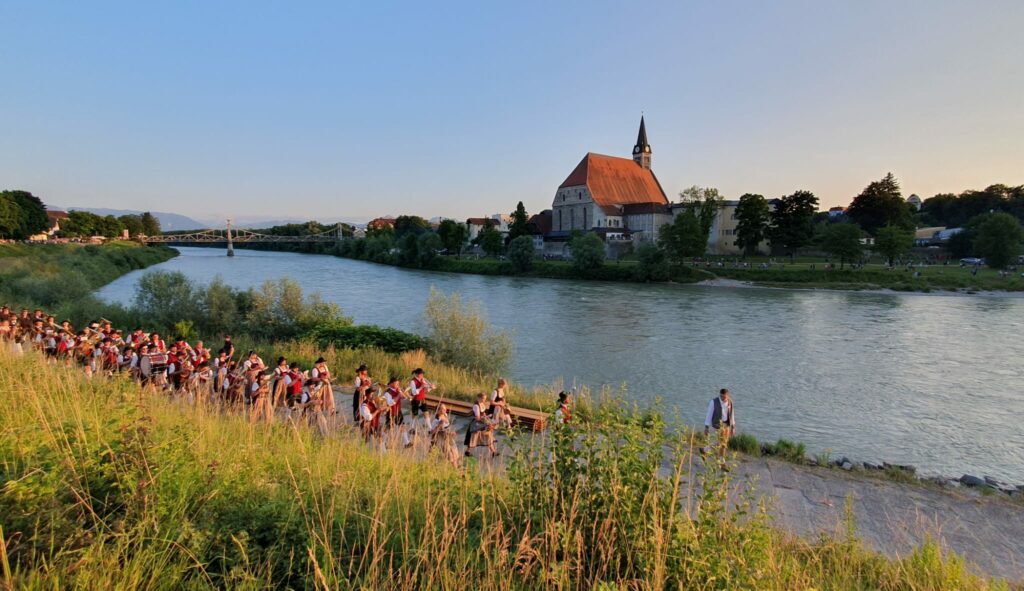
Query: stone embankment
816 455 1024 499
734 456 1024 582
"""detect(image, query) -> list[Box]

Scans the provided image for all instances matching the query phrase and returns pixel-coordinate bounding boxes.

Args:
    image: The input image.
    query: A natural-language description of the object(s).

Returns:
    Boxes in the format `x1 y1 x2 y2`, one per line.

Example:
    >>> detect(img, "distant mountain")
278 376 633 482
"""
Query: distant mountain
59 207 208 231
207 216 371 229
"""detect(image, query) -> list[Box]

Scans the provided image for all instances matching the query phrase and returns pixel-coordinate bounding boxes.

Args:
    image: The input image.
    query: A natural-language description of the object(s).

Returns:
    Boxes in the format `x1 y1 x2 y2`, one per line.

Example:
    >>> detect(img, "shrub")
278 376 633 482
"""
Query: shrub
506 235 536 273
634 242 670 281
728 432 760 456
304 322 426 353
569 232 605 273
421 287 513 376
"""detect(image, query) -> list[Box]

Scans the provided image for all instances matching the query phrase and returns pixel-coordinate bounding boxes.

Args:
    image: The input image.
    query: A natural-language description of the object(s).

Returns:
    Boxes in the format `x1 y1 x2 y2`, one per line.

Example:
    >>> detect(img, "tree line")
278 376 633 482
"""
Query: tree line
58 210 161 238
0 190 49 239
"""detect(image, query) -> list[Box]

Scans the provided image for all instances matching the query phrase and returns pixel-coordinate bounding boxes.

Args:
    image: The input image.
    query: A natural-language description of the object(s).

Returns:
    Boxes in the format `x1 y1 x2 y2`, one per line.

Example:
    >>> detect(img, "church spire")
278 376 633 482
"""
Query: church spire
632 115 652 169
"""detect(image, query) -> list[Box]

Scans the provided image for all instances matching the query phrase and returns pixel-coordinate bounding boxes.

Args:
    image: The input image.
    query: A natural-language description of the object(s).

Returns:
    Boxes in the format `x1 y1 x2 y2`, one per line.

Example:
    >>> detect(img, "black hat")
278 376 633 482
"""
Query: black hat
412 368 424 375
558 391 569 403
315 357 326 364
356 364 368 373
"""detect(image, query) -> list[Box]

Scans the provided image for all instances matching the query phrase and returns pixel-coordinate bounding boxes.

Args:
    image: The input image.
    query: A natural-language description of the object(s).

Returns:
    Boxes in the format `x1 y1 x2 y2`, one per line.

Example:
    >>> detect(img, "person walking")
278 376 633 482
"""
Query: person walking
703 388 735 460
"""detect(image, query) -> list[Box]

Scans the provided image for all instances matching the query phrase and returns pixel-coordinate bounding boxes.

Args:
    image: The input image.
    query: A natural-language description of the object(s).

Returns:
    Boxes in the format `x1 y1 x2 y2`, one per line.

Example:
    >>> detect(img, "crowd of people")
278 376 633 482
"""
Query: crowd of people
0 305 575 467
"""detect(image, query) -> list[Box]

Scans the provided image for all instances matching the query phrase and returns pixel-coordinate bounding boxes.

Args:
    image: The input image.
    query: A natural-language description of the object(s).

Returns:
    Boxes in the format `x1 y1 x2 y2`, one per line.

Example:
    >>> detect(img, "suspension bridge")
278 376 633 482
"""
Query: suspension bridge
139 221 344 256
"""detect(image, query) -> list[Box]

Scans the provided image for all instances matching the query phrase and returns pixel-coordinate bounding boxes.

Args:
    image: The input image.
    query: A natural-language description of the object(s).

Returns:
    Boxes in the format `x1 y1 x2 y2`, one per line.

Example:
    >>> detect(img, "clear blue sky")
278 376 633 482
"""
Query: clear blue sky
2 1 1022 222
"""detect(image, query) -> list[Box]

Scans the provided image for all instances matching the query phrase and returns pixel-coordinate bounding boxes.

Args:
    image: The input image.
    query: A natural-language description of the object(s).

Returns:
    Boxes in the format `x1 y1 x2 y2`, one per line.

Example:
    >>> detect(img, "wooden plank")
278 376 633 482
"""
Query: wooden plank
422 394 547 431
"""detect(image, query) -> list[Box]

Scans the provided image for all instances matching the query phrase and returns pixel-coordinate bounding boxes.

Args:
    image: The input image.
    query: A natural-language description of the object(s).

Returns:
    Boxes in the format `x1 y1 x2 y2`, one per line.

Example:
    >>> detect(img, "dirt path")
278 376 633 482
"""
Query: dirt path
733 457 1024 582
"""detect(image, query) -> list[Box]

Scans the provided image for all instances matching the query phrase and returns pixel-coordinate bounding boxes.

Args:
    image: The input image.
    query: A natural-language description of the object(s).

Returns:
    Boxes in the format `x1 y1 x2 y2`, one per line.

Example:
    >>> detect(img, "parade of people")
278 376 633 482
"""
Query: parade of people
0 304 568 466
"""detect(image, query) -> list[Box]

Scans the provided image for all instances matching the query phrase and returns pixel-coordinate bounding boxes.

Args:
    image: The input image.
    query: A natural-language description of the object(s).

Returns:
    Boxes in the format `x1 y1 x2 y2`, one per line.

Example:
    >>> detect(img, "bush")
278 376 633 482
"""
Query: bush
304 322 426 353
506 235 536 273
728 432 760 456
634 242 670 281
761 438 807 462
569 232 605 273
421 287 513 376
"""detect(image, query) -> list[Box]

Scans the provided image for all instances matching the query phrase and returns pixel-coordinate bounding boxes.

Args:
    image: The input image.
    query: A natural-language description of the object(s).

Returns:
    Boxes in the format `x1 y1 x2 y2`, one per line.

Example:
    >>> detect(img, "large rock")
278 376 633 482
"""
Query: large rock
841 461 854 471
863 461 882 471
883 462 917 475
960 474 989 488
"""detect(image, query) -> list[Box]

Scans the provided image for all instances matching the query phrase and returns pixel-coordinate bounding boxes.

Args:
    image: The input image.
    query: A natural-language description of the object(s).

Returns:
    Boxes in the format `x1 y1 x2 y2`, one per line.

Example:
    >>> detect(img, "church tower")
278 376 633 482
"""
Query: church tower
632 115 652 170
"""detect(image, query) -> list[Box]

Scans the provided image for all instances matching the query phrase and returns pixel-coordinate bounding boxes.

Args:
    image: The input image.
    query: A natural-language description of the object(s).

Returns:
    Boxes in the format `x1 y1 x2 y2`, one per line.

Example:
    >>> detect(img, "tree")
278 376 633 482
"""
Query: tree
508 201 530 241
634 242 670 281
971 212 1023 269
569 232 605 272
679 186 722 238
819 223 864 269
873 224 914 266
60 210 102 237
97 214 123 238
393 215 430 240
416 231 443 267
422 287 513 376
846 173 912 235
507 235 535 273
436 219 469 257
478 224 504 257
659 207 707 262
733 193 770 256
119 214 144 238
0 194 18 238
769 190 819 256
140 211 161 236
397 232 420 265
0 190 48 239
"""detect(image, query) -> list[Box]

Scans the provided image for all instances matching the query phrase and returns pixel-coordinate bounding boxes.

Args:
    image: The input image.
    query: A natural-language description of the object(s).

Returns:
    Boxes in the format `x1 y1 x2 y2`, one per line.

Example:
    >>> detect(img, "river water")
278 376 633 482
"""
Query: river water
97 247 1024 483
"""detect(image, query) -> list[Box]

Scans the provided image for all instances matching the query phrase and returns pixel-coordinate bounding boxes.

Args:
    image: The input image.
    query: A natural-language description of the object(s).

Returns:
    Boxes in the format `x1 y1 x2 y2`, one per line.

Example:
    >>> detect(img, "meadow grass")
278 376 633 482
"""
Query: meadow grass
0 349 1013 590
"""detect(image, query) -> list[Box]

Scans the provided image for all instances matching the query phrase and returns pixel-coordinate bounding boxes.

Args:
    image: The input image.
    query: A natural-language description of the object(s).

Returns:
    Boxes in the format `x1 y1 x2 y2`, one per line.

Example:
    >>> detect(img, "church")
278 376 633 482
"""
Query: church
545 117 750 256
548 117 673 250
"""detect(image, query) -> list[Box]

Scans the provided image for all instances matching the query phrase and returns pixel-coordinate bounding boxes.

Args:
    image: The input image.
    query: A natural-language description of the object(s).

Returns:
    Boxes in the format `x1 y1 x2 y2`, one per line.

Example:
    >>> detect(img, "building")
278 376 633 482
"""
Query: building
367 216 396 232
29 210 69 241
548 117 672 254
906 194 922 211
465 217 498 243
828 206 845 218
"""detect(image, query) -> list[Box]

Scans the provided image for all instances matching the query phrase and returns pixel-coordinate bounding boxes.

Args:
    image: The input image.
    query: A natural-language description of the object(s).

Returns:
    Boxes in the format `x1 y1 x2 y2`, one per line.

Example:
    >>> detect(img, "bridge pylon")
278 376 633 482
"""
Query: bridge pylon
226 219 235 257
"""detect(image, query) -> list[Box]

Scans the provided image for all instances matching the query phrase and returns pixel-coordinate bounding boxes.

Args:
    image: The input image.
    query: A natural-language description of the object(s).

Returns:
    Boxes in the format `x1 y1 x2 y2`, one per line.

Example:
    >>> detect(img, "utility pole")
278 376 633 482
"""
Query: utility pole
226 218 235 257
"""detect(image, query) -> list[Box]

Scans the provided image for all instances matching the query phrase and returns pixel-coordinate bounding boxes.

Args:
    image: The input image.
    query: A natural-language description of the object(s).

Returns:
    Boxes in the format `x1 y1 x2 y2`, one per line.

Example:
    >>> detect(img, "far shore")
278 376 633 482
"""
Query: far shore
697 276 1024 298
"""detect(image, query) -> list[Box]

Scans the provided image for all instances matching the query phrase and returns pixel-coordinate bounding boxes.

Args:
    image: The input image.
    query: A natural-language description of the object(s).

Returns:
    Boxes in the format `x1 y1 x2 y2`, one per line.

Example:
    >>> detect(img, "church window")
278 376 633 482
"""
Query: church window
558 209 562 230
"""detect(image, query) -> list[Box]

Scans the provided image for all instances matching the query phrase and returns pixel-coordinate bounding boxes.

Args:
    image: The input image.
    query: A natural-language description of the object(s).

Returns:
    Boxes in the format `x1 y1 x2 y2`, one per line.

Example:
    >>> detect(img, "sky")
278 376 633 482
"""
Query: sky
2 1 1022 223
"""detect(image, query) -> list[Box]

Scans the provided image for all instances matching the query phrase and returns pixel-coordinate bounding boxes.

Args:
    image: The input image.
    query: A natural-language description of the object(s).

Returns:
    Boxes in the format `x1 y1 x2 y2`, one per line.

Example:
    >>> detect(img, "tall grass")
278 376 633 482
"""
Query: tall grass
0 349 1011 590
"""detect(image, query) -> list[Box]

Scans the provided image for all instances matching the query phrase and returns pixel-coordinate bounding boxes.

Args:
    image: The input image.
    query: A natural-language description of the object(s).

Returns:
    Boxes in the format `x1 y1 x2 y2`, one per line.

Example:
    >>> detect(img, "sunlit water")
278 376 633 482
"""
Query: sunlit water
97 247 1024 483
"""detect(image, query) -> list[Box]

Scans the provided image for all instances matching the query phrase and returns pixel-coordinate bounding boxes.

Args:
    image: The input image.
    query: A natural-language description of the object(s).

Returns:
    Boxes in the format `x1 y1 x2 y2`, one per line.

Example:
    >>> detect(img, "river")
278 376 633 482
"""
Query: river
97 247 1024 483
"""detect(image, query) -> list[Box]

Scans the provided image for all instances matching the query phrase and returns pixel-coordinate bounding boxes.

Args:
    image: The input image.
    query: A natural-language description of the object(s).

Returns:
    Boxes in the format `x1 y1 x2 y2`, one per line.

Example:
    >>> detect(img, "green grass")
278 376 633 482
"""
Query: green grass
0 241 177 314
0 351 1012 589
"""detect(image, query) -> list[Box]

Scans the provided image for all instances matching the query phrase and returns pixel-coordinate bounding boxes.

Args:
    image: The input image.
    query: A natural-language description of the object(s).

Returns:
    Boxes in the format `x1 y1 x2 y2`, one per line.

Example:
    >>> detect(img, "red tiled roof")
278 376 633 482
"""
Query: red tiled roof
527 210 552 235
46 210 69 222
558 153 668 208
466 218 498 226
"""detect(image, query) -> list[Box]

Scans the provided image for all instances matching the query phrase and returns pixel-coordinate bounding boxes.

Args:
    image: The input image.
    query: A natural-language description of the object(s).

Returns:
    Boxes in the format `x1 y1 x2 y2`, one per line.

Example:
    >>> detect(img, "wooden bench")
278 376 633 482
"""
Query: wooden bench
422 394 548 432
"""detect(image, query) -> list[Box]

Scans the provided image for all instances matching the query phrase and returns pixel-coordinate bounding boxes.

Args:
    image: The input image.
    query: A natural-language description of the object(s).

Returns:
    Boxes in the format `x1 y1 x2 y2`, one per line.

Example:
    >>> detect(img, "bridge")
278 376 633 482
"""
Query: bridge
139 220 344 256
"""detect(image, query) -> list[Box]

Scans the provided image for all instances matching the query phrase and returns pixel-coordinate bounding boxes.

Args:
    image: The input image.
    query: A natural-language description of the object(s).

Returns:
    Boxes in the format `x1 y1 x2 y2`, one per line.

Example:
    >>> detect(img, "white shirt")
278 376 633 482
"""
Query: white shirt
704 397 734 428
360 402 374 422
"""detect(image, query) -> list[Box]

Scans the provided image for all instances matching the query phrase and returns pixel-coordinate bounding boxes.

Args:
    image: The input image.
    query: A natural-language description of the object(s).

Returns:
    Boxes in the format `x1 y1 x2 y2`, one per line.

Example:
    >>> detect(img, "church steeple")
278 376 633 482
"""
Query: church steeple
632 115 651 170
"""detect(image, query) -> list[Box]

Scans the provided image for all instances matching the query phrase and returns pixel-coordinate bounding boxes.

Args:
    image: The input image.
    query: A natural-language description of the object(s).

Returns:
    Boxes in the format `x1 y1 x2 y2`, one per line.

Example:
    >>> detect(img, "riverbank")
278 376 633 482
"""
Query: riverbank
0 241 177 314
1 350 1014 589
217 240 1024 293
697 276 1024 298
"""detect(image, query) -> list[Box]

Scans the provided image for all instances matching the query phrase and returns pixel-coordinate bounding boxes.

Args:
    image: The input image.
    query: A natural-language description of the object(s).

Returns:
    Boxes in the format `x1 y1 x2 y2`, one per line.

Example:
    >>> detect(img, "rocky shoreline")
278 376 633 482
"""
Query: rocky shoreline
811 455 1024 498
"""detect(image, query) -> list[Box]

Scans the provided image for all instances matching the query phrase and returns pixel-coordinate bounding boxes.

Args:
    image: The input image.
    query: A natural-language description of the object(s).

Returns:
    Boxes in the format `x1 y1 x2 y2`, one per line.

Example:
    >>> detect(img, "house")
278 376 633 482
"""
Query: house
367 217 396 231
828 206 845 218
906 194 922 211
29 210 69 241
914 226 946 246
466 217 499 243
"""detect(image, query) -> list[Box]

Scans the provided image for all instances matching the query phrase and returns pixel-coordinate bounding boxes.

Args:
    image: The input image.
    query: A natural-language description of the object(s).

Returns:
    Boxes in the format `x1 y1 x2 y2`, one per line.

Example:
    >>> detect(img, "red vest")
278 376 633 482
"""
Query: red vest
559 404 571 425
387 387 402 416
288 370 303 395
412 378 426 401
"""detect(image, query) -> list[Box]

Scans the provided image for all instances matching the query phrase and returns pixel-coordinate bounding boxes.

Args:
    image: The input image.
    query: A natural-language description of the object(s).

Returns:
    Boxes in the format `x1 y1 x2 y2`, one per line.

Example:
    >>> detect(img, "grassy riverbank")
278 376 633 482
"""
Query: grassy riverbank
0 350 1011 590
0 241 177 313
220 241 1024 292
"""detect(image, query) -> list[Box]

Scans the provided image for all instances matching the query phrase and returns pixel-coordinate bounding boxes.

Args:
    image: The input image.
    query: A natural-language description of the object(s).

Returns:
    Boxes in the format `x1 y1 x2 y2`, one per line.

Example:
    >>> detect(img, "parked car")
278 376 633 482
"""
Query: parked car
960 257 985 265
